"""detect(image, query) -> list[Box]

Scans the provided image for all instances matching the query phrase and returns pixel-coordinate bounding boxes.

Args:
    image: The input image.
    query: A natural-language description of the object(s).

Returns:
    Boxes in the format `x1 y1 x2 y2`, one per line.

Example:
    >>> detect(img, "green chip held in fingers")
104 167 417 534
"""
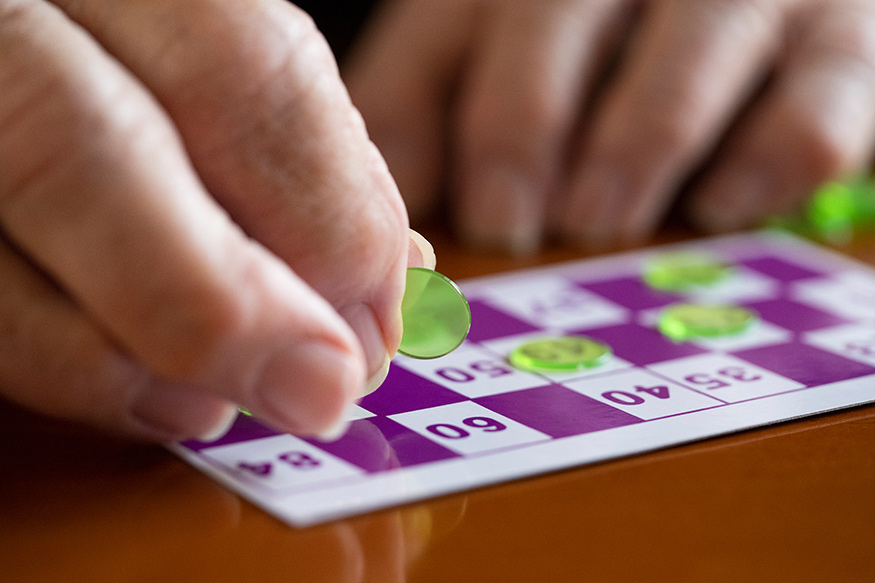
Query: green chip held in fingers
398 268 471 359
643 252 733 292
509 336 612 373
658 303 758 342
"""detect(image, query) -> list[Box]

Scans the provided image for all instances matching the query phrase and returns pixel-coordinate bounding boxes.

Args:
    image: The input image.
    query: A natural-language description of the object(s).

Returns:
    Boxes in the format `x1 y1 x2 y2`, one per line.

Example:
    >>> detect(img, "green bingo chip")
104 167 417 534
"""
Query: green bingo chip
398 268 471 359
658 303 758 342
643 252 733 292
509 336 612 373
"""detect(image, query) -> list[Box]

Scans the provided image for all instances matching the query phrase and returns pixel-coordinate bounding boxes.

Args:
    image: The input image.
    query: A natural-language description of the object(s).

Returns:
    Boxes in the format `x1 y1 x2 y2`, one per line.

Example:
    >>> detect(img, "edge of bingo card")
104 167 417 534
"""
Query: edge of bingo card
169 377 875 527
168 229 875 527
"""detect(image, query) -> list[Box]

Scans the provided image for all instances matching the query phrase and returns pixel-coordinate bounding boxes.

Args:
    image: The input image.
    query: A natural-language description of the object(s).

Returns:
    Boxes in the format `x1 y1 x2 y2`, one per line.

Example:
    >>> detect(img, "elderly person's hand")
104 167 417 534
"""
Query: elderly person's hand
346 0 875 252
0 0 423 441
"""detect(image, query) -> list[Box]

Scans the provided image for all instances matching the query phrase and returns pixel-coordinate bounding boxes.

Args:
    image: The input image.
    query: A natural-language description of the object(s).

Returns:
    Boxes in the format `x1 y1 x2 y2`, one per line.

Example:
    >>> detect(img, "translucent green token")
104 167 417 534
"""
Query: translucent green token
658 303 758 342
398 267 471 359
768 175 875 243
643 252 733 292
508 335 612 373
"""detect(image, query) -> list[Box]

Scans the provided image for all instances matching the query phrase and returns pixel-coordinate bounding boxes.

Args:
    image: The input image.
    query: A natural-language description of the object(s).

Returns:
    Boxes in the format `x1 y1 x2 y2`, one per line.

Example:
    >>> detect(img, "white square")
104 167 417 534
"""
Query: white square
647 353 804 403
389 401 549 455
793 271 875 322
200 434 363 491
394 344 548 398
477 276 629 330
687 319 791 352
346 403 375 421
804 323 875 366
563 368 724 420
686 267 778 304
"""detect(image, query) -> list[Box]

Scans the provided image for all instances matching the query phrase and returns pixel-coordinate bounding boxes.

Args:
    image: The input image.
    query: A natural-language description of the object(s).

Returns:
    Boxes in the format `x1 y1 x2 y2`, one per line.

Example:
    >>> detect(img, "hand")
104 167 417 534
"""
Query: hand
344 0 875 252
0 0 425 441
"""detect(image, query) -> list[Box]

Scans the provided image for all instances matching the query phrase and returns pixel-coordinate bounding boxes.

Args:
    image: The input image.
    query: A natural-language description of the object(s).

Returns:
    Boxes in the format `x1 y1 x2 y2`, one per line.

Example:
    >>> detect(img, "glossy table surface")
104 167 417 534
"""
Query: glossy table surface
3 228 875 583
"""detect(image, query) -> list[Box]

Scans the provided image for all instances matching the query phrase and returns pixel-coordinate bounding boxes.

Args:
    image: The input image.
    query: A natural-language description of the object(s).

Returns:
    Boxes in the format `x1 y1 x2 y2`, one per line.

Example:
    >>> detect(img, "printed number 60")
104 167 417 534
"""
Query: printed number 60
426 416 507 439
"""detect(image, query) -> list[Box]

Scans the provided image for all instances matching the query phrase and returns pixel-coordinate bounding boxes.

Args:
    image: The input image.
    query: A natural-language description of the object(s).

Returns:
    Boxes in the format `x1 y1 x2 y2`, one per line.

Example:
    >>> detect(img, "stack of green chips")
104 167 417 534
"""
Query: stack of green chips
769 176 875 243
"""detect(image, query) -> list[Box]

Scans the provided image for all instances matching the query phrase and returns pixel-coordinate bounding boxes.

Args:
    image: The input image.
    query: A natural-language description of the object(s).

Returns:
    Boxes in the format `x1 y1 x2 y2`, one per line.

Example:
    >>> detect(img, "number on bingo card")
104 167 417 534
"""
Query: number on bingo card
602 384 671 406
685 366 762 390
436 360 513 383
845 337 875 357
278 451 322 469
237 461 272 477
426 416 508 439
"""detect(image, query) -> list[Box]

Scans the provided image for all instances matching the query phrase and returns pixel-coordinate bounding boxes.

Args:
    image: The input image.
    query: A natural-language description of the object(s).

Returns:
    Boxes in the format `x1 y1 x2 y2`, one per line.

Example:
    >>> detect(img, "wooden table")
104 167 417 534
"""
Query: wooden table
3 228 875 583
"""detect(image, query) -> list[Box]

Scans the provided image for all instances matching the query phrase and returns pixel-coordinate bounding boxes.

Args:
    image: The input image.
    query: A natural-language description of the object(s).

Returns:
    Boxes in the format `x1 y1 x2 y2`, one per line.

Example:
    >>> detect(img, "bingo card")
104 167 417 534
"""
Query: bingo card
171 231 875 527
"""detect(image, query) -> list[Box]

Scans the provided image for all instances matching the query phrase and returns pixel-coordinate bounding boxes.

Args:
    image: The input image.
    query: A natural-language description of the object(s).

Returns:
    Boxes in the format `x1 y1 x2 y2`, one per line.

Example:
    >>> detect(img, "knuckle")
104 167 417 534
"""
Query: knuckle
141 282 250 382
0 0 33 27
461 87 565 175
323 192 408 296
704 0 781 28
809 9 875 76
636 100 704 156
0 52 169 217
160 0 336 110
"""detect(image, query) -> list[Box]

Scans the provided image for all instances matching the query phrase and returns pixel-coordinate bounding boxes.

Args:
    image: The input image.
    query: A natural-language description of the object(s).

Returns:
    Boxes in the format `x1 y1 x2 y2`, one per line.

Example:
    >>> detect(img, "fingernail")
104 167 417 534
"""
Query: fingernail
338 303 390 394
255 342 361 434
364 354 391 396
130 383 234 441
408 229 437 270
197 406 238 442
691 169 770 232
462 166 543 254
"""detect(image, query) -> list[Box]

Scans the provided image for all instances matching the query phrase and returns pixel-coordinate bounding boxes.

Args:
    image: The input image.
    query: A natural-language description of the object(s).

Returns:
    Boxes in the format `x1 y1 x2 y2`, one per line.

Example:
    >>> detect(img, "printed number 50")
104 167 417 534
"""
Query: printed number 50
427 416 507 439
436 361 512 383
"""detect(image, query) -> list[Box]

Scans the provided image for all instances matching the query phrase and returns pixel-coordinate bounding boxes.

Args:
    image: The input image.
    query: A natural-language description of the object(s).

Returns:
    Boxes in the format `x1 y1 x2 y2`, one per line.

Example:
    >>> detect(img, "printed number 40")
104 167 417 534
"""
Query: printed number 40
602 384 669 406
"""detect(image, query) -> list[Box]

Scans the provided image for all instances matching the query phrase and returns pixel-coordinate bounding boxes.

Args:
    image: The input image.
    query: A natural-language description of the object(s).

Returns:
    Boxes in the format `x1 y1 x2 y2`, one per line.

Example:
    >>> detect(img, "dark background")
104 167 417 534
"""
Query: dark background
293 0 380 61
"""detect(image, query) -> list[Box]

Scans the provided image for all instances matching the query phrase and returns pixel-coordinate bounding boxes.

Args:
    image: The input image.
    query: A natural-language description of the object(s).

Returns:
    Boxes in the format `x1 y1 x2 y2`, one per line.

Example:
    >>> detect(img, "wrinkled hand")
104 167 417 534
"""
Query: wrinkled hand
345 0 875 252
0 0 423 441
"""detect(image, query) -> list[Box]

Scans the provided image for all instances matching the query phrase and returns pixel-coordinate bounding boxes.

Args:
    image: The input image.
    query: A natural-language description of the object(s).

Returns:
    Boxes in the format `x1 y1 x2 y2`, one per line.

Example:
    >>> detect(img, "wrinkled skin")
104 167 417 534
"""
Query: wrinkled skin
0 0 423 441
346 0 875 252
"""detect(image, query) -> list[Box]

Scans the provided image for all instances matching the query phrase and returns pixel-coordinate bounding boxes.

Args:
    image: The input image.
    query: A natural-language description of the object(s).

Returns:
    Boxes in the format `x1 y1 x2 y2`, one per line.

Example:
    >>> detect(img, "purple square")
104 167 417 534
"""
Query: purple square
359 364 467 416
476 384 641 438
365 417 459 467
575 322 707 366
733 342 875 386
304 419 402 473
465 300 543 342
580 277 682 311
741 256 827 282
746 298 851 333
180 413 282 452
